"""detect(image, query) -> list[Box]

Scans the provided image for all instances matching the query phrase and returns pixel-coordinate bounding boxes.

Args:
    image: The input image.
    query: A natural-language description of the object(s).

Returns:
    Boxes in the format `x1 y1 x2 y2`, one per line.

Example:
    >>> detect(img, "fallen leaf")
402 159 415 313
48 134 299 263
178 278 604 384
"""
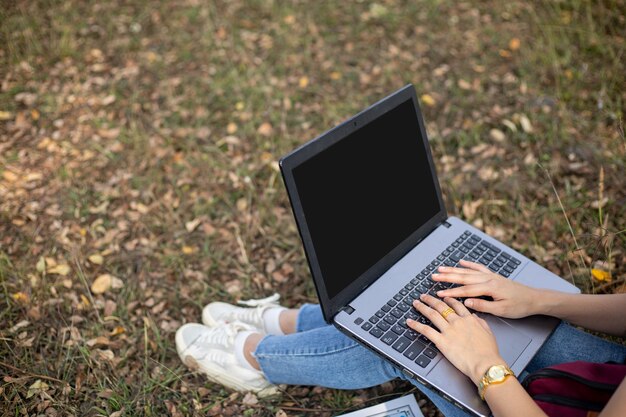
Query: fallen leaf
102 95 116 106
23 172 43 182
2 170 19 182
591 268 611 282
110 326 125 336
462 199 484 220
91 274 123 294
185 218 202 232
86 336 111 348
88 254 104 265
489 128 505 142
0 110 12 120
298 76 309 88
242 392 258 405
520 115 533 133
226 122 238 134
257 122 273 137
48 264 71 276
12 292 30 305
458 79 472 90
590 197 609 209
236 198 248 211
26 380 49 399
502 119 517 132
420 94 436 107
509 38 521 51
182 246 197 255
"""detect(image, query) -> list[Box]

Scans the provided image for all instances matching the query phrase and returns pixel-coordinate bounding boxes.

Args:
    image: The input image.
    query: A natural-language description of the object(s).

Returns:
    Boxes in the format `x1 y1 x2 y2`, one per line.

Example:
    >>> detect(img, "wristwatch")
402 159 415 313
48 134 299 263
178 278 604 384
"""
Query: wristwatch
478 364 515 400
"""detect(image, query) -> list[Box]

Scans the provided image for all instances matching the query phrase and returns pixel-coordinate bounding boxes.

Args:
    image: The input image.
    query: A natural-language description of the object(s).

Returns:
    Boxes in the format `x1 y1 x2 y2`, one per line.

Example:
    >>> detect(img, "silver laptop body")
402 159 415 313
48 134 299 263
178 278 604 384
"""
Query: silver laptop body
279 84 580 417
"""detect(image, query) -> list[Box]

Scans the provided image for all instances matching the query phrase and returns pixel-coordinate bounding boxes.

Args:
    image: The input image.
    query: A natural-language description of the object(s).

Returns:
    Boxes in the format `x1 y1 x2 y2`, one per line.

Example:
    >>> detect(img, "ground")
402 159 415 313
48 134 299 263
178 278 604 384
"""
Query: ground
1 0 625 416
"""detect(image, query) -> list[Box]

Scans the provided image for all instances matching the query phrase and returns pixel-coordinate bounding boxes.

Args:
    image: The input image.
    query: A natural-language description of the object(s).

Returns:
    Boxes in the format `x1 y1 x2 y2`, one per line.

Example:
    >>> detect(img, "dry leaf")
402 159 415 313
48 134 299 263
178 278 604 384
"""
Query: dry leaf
489 128 505 142
298 76 309 88
2 170 19 182
110 326 125 336
236 197 248 211
330 71 341 80
420 94 436 107
458 79 472 90
86 336 111 348
257 122 273 137
185 218 202 232
182 246 197 255
88 254 104 265
226 122 238 134
462 199 484 220
509 38 521 51
48 264 71 276
91 274 123 294
26 380 49 399
242 392 259 405
12 292 30 305
520 115 533 133
0 110 12 120
591 268 611 282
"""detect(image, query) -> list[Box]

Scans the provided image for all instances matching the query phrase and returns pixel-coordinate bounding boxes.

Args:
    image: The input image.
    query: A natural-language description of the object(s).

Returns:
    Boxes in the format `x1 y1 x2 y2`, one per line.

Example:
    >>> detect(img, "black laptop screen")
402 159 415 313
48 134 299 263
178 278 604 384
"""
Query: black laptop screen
292 98 442 300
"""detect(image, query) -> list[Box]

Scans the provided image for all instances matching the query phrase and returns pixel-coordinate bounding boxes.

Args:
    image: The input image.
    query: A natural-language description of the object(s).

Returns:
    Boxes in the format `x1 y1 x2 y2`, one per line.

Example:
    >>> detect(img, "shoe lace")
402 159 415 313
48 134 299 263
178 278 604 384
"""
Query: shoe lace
237 293 280 307
220 293 281 327
192 321 252 351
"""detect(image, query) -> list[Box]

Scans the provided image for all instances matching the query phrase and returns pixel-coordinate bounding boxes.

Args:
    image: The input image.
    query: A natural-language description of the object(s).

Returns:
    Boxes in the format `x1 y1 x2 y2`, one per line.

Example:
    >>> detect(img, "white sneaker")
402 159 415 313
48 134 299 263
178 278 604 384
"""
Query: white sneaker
202 293 282 332
175 322 278 397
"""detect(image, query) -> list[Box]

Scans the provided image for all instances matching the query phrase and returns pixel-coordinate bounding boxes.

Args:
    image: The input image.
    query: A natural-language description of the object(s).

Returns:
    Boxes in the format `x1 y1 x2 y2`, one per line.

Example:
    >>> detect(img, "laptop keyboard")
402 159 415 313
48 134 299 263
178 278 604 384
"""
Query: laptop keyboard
355 230 521 369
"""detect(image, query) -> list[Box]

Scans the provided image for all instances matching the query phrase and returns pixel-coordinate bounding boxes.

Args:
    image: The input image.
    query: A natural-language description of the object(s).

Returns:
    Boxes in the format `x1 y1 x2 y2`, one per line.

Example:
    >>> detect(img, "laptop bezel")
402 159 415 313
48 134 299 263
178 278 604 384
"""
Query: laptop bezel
279 84 448 322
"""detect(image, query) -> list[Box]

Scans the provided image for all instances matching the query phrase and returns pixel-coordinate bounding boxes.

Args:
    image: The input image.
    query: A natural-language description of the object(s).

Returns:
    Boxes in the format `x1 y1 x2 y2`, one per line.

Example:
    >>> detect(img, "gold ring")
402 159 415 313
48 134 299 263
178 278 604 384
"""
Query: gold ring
441 307 456 320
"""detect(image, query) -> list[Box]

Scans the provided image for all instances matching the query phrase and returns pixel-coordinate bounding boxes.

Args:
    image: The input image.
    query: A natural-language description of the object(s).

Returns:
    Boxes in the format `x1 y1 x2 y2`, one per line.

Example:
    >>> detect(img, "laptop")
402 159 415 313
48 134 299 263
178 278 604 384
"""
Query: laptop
279 84 580 417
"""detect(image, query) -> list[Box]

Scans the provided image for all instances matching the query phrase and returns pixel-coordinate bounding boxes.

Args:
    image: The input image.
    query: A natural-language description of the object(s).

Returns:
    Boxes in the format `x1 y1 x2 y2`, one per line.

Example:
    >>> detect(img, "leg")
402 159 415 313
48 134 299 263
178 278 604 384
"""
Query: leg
294 303 328 332
251 323 472 417
524 321 626 374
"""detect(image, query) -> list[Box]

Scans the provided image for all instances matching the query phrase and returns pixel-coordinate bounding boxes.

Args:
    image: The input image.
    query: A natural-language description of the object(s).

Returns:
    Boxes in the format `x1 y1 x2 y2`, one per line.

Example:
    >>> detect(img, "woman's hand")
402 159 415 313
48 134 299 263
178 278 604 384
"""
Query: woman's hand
407 294 504 385
432 260 541 319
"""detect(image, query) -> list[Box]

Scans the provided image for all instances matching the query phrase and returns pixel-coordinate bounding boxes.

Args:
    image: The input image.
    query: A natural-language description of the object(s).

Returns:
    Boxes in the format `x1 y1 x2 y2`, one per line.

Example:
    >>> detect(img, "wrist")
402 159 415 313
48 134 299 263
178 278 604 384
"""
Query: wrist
470 356 506 386
532 289 567 317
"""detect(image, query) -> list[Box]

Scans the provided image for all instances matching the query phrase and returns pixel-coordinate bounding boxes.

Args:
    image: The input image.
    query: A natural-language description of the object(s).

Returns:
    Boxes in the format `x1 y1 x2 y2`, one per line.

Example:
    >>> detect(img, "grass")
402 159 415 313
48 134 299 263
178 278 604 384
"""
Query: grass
1 0 625 416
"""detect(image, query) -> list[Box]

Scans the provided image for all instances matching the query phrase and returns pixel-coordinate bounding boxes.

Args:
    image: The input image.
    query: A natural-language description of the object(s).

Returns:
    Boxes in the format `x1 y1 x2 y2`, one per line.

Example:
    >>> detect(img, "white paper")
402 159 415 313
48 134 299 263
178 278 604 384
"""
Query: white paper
335 394 424 417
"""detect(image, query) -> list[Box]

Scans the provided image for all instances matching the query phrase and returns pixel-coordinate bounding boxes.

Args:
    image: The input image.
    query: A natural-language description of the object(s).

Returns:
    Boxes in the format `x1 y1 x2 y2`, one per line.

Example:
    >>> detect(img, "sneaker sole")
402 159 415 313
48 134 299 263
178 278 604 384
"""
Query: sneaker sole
176 324 277 397
182 354 279 397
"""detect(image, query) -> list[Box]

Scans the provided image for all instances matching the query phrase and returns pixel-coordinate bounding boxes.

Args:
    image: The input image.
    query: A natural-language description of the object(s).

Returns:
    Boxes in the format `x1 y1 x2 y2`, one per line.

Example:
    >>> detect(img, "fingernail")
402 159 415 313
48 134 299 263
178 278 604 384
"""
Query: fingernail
438 266 447 271
432 273 440 277
407 319 415 324
420 293 427 299
465 299 473 307
437 291 445 296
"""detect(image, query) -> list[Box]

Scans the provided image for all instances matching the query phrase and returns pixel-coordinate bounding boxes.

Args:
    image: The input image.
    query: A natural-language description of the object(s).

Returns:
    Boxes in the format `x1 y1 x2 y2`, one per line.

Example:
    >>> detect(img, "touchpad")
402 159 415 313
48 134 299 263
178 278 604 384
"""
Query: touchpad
481 314 531 365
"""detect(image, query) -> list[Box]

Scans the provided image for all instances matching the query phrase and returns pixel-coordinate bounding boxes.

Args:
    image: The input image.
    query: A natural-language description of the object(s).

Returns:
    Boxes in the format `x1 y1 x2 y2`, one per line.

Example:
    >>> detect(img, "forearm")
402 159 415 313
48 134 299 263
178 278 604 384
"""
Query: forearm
531 291 626 337
484 378 546 417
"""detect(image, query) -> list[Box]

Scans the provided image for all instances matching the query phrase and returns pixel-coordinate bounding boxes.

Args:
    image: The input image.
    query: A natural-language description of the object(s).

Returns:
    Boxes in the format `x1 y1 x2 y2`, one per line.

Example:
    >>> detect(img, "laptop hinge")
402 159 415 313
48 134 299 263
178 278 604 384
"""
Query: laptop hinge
442 220 451 228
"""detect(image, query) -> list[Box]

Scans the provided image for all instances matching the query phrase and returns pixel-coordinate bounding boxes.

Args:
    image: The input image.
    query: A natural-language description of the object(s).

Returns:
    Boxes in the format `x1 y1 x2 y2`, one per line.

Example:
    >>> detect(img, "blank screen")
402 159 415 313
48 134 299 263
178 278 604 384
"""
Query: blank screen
292 99 441 300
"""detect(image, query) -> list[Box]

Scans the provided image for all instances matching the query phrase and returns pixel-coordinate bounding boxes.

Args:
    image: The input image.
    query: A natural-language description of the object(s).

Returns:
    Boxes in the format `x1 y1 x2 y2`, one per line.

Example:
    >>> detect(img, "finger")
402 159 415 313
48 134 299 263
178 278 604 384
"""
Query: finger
458 259 492 273
436 265 481 275
419 294 462 323
412 298 450 329
432 273 486 286
406 319 441 345
436 283 492 299
476 315 492 333
443 297 471 317
464 297 497 314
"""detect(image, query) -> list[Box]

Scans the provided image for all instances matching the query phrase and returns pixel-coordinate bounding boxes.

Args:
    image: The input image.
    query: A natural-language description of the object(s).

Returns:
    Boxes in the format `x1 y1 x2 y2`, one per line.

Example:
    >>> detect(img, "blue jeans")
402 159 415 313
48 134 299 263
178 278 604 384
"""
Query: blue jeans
254 304 626 417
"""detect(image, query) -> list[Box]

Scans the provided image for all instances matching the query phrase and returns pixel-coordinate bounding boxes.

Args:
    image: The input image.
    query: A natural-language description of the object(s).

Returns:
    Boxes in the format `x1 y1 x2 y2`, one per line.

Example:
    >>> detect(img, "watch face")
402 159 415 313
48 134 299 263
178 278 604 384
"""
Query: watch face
488 366 506 380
